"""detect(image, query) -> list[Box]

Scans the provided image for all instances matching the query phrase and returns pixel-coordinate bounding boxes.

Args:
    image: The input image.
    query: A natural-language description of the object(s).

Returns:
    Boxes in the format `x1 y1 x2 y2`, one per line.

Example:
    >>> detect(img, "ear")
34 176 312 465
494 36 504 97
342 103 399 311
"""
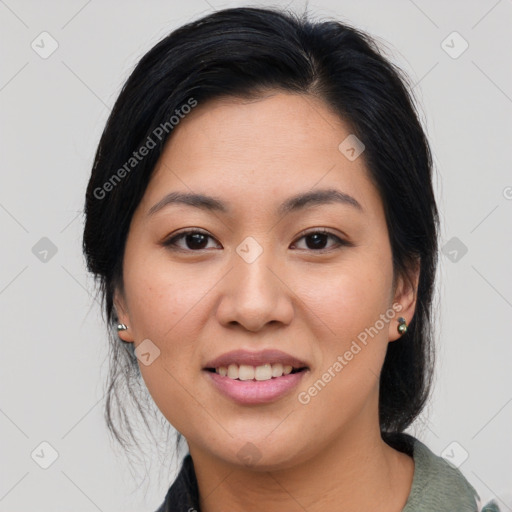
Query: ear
113 288 134 343
388 258 420 342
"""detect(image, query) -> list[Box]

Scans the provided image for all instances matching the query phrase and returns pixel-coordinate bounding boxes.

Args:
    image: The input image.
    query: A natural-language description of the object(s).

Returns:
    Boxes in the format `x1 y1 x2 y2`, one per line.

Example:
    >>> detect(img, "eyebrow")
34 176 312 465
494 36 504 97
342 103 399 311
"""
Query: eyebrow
147 188 363 217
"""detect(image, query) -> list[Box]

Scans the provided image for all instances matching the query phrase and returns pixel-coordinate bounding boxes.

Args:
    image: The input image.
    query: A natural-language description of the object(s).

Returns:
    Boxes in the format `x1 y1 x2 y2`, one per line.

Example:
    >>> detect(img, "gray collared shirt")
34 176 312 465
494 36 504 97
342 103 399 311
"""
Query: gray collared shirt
156 433 499 511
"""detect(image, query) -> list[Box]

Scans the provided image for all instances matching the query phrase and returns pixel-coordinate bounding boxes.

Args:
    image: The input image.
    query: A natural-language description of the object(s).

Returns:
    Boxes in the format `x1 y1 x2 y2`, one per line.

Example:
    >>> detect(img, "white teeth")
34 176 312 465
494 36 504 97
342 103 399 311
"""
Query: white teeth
227 364 239 379
215 363 302 380
238 364 255 381
255 364 272 381
271 363 283 377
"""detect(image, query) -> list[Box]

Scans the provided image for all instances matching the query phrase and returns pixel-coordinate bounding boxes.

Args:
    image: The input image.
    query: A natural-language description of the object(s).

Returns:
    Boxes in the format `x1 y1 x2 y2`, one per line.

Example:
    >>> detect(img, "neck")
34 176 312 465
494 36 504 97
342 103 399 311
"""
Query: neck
188 410 414 512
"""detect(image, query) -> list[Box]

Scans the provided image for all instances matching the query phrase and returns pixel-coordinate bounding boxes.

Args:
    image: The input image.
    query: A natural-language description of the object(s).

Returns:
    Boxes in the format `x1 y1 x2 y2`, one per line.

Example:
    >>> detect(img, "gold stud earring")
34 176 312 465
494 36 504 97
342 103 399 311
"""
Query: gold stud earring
397 317 407 335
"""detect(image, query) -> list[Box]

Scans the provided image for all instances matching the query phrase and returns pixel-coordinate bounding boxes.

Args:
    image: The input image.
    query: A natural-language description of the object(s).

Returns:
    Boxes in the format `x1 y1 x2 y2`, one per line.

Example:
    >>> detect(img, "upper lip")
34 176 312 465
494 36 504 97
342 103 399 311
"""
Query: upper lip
203 349 309 369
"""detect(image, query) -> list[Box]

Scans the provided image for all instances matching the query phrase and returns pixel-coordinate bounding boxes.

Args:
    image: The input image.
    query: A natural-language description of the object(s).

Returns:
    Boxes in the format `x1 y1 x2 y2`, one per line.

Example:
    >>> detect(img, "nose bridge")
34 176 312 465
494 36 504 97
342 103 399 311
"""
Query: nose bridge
234 235 281 303
236 245 276 293
215 235 293 331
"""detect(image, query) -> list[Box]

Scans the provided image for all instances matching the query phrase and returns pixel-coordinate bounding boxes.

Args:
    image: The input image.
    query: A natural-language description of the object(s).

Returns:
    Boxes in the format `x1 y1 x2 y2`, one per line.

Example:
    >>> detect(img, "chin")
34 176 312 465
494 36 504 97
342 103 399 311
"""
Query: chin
203 432 315 472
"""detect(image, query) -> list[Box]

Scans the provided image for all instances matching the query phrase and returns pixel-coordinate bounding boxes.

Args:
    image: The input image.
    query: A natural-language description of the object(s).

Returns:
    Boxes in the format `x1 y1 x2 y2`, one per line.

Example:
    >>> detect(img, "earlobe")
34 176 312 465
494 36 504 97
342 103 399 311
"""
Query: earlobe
116 323 133 342
113 289 134 343
388 260 420 342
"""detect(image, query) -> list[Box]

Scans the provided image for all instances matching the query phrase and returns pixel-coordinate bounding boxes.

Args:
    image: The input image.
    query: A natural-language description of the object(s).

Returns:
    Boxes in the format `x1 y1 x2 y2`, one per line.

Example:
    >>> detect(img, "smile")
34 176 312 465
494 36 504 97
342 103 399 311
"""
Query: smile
207 363 306 381
203 349 310 405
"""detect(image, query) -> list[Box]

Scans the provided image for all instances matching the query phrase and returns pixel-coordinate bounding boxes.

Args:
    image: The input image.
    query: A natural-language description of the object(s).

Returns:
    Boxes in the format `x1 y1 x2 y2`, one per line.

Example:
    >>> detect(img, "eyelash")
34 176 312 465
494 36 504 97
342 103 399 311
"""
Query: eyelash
162 228 350 253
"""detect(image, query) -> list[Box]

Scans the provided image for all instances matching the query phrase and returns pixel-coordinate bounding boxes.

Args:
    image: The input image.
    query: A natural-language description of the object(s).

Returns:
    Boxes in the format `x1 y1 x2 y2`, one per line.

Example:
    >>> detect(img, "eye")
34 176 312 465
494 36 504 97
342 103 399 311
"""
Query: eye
162 229 221 251
291 229 349 252
162 228 350 253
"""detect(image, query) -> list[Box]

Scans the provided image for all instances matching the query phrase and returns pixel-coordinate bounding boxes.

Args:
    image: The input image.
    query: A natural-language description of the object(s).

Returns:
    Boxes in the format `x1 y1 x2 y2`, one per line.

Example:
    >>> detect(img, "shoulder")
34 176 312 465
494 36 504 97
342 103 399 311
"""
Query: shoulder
394 433 499 512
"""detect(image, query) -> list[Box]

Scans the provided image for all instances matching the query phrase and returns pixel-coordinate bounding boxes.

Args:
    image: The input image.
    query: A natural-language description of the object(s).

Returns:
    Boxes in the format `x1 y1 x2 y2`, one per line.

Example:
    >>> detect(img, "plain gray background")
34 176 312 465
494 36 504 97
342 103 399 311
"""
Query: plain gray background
1 0 511 510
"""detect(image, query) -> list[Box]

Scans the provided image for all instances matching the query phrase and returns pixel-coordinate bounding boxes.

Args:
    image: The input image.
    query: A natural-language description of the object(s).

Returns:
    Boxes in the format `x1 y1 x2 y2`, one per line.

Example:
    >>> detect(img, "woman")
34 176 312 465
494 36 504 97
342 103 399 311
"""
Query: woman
82 6 500 512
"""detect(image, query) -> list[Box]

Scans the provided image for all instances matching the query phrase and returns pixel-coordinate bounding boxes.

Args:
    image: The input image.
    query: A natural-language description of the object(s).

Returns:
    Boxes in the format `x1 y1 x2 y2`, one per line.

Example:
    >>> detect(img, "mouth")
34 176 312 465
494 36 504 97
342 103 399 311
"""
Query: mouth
202 349 310 404
204 363 308 381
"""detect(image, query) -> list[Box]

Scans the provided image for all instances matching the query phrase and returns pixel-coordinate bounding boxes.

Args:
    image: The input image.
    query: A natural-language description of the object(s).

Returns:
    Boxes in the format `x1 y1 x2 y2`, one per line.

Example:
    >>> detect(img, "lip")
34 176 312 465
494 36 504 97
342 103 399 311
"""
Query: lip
203 349 309 370
203 349 310 405
204 369 308 405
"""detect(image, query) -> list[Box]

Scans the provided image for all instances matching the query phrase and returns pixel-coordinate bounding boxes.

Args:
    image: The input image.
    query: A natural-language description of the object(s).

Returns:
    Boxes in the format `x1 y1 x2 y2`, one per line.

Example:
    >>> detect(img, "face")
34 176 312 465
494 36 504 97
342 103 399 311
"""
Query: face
115 91 417 470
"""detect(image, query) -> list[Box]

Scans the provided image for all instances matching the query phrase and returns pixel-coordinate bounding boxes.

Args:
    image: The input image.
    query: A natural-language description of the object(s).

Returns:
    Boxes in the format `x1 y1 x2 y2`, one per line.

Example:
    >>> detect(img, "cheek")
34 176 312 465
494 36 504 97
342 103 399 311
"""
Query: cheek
293 248 394 406
123 250 214 341
123 259 210 433
297 250 394 344
121 251 212 395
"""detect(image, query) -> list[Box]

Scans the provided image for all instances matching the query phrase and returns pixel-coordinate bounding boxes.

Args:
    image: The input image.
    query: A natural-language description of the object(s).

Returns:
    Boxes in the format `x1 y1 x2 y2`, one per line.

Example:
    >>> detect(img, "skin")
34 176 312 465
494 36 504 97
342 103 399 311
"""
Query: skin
115 91 419 512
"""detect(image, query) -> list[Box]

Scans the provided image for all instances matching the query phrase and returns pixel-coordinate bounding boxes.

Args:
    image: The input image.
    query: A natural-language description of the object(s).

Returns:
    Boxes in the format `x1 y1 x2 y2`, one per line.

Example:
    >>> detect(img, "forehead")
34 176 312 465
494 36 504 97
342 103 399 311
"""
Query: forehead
140 92 380 216
163 91 352 161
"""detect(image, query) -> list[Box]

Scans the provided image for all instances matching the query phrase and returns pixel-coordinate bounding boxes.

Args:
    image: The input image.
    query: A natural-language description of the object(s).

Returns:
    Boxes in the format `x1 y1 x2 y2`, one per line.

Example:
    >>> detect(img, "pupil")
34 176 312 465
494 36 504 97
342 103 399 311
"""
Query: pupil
187 233 207 249
307 233 327 250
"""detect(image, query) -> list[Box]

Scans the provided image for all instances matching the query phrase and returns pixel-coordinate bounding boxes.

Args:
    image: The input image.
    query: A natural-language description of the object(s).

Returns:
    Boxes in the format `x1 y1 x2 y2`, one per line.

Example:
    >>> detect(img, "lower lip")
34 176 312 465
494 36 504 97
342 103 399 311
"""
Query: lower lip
204 370 307 405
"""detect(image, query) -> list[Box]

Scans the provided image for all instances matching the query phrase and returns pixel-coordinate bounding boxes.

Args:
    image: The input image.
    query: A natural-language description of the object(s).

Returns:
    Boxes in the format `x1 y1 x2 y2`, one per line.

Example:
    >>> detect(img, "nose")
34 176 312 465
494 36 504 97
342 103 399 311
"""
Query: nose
215 246 294 332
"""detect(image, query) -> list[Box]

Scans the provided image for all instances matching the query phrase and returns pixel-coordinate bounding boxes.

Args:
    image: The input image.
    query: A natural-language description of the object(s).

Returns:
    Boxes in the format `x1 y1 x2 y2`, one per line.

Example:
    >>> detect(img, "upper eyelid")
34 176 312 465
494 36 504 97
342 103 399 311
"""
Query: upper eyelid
291 229 346 249
294 227 344 240
164 229 221 248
